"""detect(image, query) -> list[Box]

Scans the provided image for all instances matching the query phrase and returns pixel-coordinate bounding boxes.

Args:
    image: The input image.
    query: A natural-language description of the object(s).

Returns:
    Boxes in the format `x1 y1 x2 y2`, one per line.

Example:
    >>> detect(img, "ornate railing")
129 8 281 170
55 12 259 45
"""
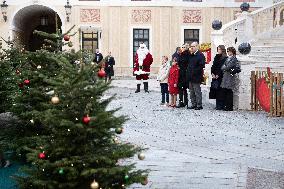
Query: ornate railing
211 1 284 56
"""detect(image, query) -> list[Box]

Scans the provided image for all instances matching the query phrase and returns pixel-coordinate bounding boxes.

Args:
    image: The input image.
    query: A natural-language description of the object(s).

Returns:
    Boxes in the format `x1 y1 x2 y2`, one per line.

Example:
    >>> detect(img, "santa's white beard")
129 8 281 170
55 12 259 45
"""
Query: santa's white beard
137 49 149 66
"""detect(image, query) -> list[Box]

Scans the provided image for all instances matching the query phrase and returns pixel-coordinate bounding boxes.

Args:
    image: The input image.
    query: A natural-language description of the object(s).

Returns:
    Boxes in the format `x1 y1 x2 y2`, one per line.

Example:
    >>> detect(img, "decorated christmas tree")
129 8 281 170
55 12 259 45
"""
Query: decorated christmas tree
0 28 148 188
0 38 25 113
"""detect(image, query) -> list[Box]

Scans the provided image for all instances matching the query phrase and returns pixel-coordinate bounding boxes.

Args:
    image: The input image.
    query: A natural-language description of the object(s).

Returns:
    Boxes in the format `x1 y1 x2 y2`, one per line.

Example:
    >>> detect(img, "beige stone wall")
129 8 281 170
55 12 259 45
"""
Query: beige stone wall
70 6 260 76
0 5 259 76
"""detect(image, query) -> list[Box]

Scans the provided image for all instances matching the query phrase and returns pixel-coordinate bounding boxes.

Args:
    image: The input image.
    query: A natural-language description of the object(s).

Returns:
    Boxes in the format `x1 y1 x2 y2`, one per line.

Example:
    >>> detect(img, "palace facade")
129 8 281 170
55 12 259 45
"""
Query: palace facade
0 0 274 75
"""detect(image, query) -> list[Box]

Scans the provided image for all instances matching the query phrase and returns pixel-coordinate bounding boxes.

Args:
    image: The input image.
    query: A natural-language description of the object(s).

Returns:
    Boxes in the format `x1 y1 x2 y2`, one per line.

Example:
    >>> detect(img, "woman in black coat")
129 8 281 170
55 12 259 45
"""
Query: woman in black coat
210 45 227 110
177 45 190 108
104 51 115 82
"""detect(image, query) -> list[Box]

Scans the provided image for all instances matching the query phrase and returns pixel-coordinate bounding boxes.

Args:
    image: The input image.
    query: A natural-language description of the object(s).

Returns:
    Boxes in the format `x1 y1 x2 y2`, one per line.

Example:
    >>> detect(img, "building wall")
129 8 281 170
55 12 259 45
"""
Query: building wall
0 0 273 76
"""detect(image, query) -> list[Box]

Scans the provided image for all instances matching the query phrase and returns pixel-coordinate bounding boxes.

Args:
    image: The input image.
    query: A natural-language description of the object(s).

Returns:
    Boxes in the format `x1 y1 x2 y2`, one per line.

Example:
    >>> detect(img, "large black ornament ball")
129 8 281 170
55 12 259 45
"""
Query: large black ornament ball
212 20 222 30
240 2 250 12
238 42 251 55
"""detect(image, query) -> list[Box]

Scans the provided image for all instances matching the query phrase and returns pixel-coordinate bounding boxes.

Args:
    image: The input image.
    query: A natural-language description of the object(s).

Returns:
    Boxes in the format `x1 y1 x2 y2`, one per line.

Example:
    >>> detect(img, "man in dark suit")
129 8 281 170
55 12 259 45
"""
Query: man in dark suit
94 49 103 67
186 42 206 110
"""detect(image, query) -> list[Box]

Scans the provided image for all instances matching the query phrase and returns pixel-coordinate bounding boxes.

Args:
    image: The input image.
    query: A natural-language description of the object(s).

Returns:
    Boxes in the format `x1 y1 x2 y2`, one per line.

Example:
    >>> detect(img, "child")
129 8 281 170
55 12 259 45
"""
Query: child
168 57 179 107
157 56 170 105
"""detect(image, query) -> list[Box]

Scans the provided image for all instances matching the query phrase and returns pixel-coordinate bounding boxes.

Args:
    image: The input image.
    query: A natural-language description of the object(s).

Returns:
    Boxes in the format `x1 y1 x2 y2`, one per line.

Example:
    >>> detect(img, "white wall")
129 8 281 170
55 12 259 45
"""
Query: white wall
4 0 268 7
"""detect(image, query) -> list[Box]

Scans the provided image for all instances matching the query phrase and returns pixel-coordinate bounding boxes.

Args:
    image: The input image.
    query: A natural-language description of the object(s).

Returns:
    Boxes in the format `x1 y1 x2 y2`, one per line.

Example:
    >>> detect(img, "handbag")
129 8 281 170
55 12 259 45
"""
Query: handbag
230 63 241 75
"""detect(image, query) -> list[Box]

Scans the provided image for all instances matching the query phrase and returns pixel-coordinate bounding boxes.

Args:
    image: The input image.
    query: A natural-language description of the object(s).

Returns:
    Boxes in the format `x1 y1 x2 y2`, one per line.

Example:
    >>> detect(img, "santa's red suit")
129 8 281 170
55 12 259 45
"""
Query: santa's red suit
133 43 153 93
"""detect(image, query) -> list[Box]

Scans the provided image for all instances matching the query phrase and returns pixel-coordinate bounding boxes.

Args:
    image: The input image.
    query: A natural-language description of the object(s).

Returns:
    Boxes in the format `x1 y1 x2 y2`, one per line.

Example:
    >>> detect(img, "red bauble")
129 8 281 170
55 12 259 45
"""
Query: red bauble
256 78 270 112
97 69 106 78
38 152 46 159
63 35 70 41
24 79 30 85
18 83 24 88
82 115 91 124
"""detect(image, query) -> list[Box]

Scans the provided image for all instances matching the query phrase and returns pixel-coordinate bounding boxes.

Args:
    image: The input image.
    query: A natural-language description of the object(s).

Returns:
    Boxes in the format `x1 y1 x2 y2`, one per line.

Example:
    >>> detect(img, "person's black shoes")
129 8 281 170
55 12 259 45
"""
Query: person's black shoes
135 84 141 93
176 102 185 108
194 106 203 110
187 106 196 109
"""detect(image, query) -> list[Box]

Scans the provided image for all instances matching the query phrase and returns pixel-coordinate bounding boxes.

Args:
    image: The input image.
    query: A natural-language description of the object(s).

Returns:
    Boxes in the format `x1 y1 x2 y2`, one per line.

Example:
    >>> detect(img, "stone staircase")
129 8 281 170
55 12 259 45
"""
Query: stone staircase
211 1 284 110
249 26 284 72
235 26 284 110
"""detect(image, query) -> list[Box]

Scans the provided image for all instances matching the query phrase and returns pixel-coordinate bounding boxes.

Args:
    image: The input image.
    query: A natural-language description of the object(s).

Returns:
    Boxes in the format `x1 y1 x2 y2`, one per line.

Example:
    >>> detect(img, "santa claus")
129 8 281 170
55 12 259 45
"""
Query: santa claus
133 43 153 93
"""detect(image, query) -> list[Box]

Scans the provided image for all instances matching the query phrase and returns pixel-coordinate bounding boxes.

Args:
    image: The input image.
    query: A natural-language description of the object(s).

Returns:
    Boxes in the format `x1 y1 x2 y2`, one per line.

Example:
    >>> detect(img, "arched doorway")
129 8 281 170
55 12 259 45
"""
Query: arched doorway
11 5 62 51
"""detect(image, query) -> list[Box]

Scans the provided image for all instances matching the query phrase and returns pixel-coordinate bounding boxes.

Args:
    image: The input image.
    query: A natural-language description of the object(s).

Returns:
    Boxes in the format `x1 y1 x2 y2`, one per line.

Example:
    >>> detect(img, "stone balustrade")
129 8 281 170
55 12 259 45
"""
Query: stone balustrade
211 1 284 110
211 1 284 56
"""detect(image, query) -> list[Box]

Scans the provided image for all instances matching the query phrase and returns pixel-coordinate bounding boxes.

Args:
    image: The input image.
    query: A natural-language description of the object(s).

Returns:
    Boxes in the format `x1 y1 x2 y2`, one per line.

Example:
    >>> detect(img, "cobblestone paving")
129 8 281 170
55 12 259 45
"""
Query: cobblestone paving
106 79 284 189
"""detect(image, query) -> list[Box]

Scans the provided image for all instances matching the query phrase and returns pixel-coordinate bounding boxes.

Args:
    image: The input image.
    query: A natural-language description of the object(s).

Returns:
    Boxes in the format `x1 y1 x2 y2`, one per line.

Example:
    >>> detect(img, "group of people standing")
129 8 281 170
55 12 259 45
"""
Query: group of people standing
93 49 116 82
157 42 240 111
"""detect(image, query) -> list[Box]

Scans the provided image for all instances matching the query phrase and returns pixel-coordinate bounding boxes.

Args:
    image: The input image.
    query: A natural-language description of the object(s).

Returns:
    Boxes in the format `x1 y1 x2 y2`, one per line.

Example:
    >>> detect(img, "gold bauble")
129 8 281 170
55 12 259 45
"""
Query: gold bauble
113 137 120 144
138 153 145 160
90 180 99 189
141 177 148 185
51 96 60 104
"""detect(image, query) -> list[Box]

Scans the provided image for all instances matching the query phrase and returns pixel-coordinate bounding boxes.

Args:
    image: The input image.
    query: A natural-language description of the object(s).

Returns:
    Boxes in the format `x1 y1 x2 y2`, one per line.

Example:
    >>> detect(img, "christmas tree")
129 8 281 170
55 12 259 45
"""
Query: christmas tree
0 38 25 113
1 28 148 188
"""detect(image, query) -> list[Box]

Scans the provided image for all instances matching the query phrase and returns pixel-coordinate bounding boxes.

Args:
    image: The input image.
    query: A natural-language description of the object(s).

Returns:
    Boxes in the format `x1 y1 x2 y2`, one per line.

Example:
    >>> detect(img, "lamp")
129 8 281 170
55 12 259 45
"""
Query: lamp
64 0 72 22
0 0 8 22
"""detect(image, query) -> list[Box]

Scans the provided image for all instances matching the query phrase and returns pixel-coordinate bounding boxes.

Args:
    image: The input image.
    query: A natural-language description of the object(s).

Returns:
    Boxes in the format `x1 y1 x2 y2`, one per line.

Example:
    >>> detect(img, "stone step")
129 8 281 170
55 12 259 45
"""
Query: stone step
250 51 284 56
250 50 284 53
254 42 284 46
257 38 284 42
252 46 284 51
248 55 284 61
240 61 284 68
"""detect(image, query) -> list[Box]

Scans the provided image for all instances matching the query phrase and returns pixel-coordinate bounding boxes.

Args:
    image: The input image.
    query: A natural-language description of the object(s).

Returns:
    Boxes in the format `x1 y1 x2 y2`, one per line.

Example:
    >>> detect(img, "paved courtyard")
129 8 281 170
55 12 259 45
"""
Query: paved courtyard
106 79 284 189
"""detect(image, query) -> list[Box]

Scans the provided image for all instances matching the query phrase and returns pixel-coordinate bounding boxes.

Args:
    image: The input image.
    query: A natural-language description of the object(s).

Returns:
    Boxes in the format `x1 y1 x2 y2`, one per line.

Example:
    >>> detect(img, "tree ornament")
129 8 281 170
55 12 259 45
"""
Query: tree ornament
68 41 73 47
82 115 91 125
16 69 21 75
141 177 148 185
97 69 106 78
238 42 251 55
59 168 64 175
37 65 42 69
38 152 46 159
18 83 24 88
24 79 30 85
51 96 60 104
124 175 129 180
113 137 120 144
240 2 250 12
115 127 123 134
63 35 70 41
212 20 222 30
90 180 99 189
138 153 145 160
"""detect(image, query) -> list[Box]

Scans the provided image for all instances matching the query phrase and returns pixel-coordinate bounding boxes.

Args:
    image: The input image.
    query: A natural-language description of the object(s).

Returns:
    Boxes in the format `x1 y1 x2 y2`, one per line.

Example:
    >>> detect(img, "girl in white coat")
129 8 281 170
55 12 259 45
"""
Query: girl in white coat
157 56 171 105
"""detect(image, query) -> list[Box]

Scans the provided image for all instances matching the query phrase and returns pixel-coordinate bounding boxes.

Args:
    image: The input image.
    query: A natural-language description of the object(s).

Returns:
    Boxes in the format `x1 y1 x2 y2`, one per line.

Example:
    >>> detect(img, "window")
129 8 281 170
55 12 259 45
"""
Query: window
82 32 98 53
184 29 199 44
133 28 149 66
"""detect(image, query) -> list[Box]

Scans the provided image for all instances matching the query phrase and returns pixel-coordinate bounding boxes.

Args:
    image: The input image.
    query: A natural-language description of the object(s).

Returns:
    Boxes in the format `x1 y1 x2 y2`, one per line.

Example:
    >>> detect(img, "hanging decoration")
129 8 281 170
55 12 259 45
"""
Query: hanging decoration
212 20 222 30
238 42 251 55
